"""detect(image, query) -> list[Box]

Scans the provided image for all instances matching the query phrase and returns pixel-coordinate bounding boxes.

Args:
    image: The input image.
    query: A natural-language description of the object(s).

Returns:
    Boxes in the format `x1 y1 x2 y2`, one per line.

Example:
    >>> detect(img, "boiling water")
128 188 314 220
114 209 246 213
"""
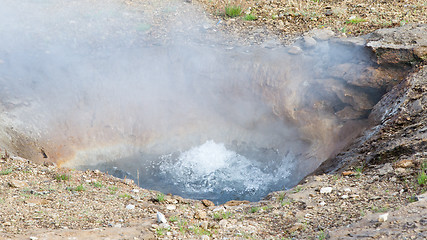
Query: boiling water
0 0 378 203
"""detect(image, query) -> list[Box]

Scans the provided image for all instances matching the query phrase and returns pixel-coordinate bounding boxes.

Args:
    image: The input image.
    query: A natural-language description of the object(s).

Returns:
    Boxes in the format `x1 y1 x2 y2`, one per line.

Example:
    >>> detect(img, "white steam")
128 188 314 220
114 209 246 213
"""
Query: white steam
0 0 375 202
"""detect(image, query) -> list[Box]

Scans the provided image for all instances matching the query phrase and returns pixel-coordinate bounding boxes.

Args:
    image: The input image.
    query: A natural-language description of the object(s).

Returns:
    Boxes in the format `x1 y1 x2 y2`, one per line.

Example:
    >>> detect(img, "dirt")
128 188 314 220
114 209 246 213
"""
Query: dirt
1 0 426 239
196 0 427 45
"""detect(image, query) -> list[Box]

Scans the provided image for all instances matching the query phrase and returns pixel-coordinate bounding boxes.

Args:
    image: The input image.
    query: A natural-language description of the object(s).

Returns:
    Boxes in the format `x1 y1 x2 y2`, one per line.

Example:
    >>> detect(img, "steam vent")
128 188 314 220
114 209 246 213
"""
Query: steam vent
0 0 426 238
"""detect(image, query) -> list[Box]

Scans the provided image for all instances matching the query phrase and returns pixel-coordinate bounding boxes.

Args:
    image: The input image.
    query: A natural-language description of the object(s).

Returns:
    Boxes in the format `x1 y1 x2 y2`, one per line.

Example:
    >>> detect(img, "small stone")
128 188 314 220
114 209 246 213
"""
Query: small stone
319 201 326 206
343 188 351 192
123 179 134 185
378 163 393 175
303 36 317 48
132 189 140 193
159 223 170 229
289 222 305 232
166 204 176 210
29 237 38 240
194 210 207 219
224 200 250 206
126 204 135 210
341 195 349 199
201 199 215 207
288 46 303 55
320 187 333 194
200 235 210 240
378 213 389 222
114 223 122 228
157 212 167 223
342 171 356 176
8 180 29 188
200 221 208 229
218 219 228 228
395 168 407 174
393 159 415 168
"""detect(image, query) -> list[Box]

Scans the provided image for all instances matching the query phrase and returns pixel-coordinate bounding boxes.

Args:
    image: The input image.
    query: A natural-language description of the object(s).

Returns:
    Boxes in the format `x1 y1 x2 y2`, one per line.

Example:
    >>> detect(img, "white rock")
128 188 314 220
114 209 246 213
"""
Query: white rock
343 188 351 192
319 201 326 206
159 223 170 229
341 195 349 199
157 212 167 223
126 204 135 210
166 204 176 210
29 237 38 240
288 46 303 55
132 189 140 193
320 187 333 194
200 235 210 240
303 36 317 48
378 213 389 222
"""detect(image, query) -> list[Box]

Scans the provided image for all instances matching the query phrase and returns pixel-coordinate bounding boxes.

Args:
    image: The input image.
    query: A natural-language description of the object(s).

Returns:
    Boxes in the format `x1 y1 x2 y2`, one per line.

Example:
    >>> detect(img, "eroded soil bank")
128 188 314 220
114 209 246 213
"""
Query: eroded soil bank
0 0 426 239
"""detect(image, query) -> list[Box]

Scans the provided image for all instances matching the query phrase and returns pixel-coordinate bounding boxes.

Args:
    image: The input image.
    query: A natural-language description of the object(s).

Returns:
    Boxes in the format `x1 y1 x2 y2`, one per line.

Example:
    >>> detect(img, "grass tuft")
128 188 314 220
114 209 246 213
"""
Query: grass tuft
55 174 70 181
225 5 242 18
244 14 257 21
0 168 13 175
156 193 165 202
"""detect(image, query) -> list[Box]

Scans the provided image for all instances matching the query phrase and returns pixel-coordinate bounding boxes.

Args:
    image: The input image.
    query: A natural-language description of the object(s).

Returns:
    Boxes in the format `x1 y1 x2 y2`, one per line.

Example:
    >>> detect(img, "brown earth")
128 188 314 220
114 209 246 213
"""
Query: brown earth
1 0 427 239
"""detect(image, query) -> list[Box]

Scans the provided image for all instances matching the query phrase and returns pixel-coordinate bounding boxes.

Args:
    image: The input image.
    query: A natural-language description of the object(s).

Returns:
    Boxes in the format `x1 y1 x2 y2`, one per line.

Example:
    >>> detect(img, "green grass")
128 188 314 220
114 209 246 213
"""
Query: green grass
189 225 211 236
371 206 388 213
119 193 131 199
108 186 118 194
225 5 242 18
346 17 366 24
213 211 232 220
156 227 169 236
250 207 259 213
418 161 427 186
74 184 85 191
292 186 303 193
68 184 85 192
92 181 103 188
0 168 13 175
178 219 188 234
318 230 326 240
169 216 178 222
55 174 70 181
244 14 257 21
418 171 427 185
156 193 165 202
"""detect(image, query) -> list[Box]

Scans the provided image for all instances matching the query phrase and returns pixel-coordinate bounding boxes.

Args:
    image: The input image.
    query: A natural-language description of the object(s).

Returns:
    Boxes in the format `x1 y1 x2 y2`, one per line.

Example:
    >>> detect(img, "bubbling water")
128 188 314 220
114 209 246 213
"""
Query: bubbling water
158 140 295 202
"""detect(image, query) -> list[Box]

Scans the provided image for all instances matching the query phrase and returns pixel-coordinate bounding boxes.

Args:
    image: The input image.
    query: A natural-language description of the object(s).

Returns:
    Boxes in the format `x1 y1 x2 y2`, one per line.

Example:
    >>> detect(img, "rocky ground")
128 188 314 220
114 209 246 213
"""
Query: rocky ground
1 0 427 239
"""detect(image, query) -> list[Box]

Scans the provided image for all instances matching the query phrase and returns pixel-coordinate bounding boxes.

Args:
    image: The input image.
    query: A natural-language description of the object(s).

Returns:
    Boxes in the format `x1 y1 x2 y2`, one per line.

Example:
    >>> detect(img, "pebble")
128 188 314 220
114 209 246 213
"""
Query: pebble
166 204 176 210
29 237 38 240
377 163 393 175
320 187 333 194
288 46 303 55
319 201 326 206
157 212 167 223
132 189 140 193
194 210 207 219
303 36 317 48
393 159 415 168
8 180 29 188
126 204 135 210
200 235 210 240
378 213 389 222
201 199 215 207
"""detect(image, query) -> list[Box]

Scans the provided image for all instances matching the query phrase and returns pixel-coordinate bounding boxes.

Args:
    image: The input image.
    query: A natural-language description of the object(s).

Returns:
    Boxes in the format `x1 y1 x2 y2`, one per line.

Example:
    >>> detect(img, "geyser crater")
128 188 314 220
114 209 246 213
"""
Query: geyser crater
0 0 398 204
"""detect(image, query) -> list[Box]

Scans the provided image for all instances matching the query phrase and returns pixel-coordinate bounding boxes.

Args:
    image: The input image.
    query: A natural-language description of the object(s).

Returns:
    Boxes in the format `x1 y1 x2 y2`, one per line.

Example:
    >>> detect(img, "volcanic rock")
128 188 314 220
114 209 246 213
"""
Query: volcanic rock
8 179 28 188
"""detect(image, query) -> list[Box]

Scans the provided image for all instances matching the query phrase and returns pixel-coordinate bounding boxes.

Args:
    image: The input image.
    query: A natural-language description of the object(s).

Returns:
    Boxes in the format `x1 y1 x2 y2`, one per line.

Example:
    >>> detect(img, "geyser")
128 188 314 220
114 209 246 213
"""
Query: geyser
0 0 385 203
